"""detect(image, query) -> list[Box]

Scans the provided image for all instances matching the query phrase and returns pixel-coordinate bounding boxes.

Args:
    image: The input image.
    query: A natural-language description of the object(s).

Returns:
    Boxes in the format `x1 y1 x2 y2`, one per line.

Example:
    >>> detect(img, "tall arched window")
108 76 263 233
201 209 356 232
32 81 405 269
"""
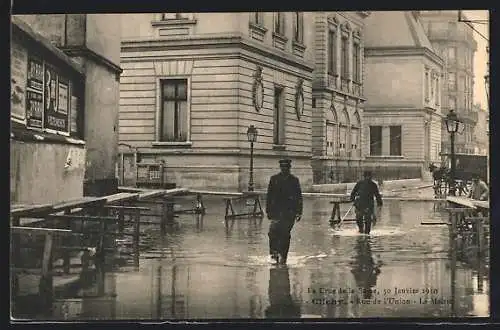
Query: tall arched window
293 12 304 43
339 107 350 155
351 110 361 157
326 105 338 156
274 12 285 35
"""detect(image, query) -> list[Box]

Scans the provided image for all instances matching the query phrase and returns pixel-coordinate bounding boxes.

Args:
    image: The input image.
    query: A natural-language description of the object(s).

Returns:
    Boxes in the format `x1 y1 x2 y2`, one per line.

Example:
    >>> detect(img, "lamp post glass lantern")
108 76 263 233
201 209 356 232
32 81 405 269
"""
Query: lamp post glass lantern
444 110 464 196
247 125 258 191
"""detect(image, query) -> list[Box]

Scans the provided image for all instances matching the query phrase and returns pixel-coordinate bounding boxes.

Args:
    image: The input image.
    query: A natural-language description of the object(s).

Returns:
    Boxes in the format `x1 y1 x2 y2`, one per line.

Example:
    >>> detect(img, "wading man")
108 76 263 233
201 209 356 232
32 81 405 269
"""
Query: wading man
350 171 383 234
266 159 303 264
468 173 489 201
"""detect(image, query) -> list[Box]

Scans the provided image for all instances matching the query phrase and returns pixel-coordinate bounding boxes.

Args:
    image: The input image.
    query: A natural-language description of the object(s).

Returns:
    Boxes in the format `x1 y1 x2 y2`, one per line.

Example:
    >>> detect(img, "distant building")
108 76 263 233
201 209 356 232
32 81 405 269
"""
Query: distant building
363 11 443 181
119 12 314 191
13 14 123 197
472 103 489 155
311 12 370 184
419 10 478 155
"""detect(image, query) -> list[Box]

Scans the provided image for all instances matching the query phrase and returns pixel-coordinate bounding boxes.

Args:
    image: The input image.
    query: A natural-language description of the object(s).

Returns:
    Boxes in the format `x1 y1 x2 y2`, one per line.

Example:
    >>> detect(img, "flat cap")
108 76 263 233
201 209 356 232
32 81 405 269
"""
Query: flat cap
279 159 292 165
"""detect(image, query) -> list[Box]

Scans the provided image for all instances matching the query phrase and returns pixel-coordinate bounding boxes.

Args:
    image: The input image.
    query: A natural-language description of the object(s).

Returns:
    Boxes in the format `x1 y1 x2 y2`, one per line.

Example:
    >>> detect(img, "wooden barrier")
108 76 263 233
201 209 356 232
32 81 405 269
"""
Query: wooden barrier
328 196 354 226
10 226 74 310
224 192 264 220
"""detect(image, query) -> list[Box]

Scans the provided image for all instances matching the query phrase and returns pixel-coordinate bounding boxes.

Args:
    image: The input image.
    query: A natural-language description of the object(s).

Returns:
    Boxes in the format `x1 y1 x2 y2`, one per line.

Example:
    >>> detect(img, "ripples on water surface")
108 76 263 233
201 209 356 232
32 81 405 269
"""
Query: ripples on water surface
13 197 489 320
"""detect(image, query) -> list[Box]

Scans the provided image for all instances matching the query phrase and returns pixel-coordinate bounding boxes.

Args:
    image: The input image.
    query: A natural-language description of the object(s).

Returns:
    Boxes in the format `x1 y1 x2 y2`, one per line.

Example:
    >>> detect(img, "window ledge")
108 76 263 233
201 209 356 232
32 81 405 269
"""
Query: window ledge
366 155 404 159
292 40 306 57
151 19 197 27
249 22 268 34
152 141 192 148
272 32 288 50
249 22 268 42
272 144 286 151
11 127 85 146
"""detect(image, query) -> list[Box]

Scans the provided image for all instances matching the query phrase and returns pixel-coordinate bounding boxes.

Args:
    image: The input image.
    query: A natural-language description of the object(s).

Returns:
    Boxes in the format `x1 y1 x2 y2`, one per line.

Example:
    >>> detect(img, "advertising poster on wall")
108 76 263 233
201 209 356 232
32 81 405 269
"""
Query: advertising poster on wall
44 64 69 133
10 40 28 121
26 56 44 129
58 79 69 115
27 56 43 91
26 90 43 129
70 94 78 134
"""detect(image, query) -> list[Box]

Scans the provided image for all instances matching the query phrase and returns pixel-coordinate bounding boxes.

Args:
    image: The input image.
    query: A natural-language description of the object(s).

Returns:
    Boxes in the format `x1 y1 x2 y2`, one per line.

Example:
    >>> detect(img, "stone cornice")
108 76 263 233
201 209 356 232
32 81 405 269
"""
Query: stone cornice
121 147 312 159
364 46 444 66
312 86 367 103
121 33 314 73
121 53 313 80
61 46 123 76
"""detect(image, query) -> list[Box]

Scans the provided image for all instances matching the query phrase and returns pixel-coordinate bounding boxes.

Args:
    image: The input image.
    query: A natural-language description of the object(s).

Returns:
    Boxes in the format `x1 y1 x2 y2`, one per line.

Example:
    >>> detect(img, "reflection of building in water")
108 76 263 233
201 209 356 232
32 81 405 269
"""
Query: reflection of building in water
387 200 402 226
52 268 118 320
152 264 187 318
246 267 262 318
80 270 118 319
422 259 478 317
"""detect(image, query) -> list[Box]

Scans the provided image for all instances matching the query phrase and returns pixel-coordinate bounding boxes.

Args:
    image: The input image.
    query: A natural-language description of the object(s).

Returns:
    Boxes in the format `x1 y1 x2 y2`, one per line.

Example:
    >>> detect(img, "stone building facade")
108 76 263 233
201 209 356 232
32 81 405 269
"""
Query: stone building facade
14 14 123 196
310 12 370 184
419 10 478 155
363 11 444 181
472 103 489 155
119 12 314 191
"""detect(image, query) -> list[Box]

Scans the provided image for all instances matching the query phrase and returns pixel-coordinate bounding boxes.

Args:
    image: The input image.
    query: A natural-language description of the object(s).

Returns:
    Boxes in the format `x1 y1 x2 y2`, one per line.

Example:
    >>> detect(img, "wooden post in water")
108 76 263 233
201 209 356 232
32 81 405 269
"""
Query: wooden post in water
11 218 20 299
160 199 167 234
163 199 175 234
477 217 484 258
39 232 54 312
449 209 457 317
63 209 72 274
133 208 140 269
118 203 125 234
81 249 91 273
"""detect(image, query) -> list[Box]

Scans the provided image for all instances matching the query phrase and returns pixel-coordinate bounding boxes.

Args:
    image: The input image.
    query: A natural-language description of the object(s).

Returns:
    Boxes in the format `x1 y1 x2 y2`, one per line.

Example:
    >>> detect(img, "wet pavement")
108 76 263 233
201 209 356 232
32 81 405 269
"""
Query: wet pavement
12 195 489 320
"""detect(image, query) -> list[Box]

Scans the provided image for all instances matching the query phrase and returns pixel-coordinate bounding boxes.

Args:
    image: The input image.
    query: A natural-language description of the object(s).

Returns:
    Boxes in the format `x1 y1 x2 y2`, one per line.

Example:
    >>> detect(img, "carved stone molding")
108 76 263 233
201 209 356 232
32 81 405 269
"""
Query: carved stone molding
330 92 337 112
252 66 264 112
295 78 305 120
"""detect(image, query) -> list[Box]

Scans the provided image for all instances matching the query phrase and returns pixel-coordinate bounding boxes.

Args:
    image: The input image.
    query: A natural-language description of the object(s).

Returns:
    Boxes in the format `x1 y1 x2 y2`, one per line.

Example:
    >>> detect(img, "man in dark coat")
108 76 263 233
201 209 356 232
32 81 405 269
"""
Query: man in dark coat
266 159 303 264
350 171 383 234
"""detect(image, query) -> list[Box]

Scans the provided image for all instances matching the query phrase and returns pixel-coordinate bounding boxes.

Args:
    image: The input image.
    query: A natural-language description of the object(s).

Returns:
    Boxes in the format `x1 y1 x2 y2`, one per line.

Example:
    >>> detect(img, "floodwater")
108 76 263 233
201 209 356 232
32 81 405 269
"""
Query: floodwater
12 196 490 320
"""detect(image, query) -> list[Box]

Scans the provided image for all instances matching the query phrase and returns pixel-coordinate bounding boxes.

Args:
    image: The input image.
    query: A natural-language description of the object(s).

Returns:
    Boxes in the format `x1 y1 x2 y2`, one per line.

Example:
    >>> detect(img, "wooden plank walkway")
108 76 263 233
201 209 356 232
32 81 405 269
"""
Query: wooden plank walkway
105 192 139 205
51 196 107 213
11 203 54 217
447 196 477 209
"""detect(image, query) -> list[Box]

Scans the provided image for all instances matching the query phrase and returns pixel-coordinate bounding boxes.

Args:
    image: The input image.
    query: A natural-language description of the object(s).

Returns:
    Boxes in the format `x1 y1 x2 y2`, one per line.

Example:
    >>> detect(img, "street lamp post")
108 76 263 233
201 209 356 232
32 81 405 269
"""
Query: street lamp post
485 73 490 183
444 110 464 196
246 125 258 192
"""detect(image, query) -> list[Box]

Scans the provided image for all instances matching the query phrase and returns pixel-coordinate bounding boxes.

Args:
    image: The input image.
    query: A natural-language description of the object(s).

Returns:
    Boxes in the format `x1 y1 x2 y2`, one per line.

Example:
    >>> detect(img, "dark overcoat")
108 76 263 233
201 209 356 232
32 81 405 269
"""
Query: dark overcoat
266 172 303 220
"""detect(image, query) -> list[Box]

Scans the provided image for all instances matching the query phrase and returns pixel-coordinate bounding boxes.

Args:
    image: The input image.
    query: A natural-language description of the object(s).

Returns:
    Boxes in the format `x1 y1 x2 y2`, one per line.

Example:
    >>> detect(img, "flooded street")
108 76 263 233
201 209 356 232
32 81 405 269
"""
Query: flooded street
12 196 490 320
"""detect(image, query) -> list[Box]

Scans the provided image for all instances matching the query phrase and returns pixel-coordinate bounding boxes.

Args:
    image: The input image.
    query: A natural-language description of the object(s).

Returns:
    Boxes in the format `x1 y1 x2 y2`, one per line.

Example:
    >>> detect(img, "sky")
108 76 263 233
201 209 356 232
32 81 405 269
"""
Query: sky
461 10 489 111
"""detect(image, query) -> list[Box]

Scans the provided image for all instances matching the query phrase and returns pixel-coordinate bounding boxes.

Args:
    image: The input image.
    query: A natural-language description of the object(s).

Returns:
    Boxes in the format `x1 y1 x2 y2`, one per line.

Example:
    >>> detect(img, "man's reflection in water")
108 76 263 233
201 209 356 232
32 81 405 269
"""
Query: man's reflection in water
265 266 301 318
350 236 382 300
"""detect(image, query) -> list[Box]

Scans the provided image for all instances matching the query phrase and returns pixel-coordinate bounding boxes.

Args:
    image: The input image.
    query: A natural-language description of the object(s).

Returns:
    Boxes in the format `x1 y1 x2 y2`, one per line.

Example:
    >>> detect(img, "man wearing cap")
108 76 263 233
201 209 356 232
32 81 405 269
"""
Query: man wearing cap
350 171 383 234
468 174 489 201
266 159 303 264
